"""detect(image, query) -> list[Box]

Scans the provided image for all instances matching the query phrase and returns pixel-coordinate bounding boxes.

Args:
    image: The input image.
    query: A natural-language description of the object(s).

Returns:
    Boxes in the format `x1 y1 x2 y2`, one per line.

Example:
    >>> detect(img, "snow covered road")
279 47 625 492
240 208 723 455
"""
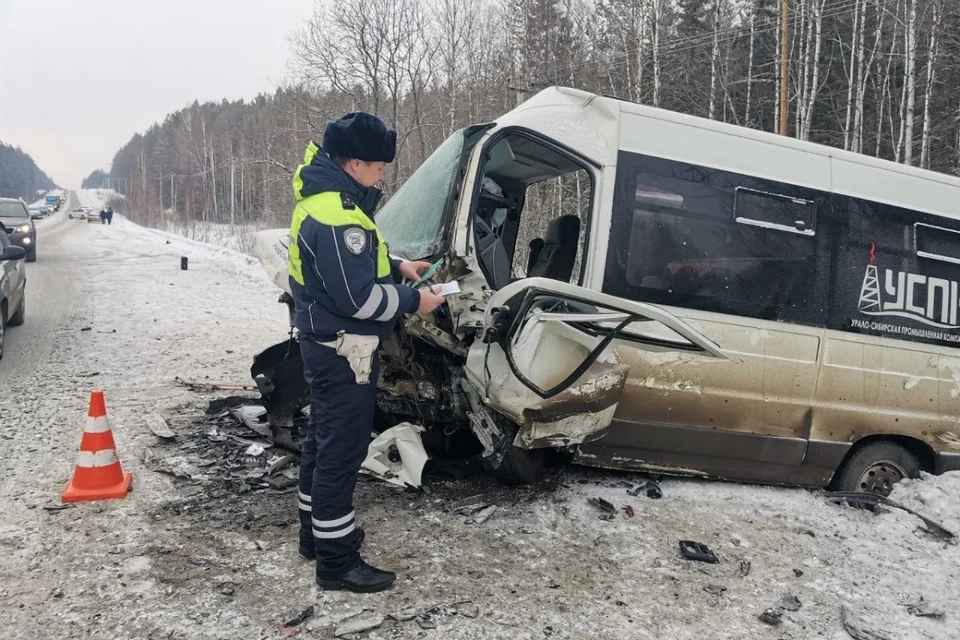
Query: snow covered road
0 202 958 639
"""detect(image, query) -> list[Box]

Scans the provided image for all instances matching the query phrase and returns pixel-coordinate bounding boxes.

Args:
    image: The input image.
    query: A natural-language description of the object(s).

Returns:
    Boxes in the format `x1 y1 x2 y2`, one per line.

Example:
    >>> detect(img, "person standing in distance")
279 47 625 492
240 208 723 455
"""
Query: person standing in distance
287 112 445 593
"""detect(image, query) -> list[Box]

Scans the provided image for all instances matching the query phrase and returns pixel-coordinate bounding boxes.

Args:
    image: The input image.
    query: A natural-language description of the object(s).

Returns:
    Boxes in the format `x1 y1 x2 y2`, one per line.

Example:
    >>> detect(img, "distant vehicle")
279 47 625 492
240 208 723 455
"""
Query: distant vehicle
86 210 101 224
0 198 37 262
27 207 43 220
45 195 59 206
68 208 87 220
0 227 27 360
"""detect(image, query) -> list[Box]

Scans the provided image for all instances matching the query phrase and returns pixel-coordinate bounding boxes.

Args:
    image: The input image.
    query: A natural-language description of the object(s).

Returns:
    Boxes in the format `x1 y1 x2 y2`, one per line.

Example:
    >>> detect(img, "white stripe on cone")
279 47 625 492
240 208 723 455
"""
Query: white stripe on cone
76 450 120 467
85 415 111 434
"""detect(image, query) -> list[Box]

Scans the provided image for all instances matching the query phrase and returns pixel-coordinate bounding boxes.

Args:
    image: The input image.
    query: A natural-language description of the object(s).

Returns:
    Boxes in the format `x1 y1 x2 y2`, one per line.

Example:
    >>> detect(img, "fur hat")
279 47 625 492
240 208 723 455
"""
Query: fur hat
321 112 397 163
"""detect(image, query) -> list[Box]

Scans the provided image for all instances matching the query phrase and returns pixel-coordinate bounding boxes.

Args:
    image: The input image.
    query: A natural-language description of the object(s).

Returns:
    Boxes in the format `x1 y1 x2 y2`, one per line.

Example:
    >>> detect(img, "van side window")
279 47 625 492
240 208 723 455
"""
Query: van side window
915 223 960 266
735 188 816 235
604 151 827 325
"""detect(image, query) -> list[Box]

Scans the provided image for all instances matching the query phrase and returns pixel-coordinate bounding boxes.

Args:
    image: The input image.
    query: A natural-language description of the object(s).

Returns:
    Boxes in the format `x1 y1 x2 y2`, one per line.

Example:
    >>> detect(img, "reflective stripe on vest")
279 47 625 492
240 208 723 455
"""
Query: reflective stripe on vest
287 191 391 287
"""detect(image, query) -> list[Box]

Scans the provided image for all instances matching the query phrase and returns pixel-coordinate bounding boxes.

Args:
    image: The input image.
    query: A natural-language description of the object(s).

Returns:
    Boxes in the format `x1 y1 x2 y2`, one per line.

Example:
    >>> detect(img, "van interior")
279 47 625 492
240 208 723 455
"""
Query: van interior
472 133 592 290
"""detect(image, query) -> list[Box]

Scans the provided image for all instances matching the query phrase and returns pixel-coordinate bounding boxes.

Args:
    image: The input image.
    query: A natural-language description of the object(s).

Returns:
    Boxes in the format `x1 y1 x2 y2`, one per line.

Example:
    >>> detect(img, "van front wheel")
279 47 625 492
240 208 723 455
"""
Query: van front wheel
494 446 545 485
833 442 920 497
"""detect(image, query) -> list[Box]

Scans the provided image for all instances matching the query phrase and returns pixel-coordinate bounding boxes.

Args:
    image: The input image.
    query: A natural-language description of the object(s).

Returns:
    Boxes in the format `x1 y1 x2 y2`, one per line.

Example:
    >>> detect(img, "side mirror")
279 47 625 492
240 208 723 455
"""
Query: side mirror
1 246 26 262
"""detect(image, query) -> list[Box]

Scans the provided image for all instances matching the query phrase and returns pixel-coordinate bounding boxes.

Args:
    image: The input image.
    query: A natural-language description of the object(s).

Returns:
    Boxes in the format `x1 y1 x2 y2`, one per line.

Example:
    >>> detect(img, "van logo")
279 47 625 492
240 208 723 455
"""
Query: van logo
858 244 960 330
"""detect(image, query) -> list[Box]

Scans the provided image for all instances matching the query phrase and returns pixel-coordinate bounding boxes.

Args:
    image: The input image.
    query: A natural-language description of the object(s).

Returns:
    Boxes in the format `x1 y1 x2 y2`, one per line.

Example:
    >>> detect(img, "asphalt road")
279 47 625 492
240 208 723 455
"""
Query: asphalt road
0 192 86 385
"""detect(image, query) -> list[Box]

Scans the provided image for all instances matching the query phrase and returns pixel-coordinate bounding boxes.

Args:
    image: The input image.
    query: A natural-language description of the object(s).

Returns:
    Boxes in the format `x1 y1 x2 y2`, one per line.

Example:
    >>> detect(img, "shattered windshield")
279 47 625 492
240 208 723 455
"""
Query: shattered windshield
376 131 465 259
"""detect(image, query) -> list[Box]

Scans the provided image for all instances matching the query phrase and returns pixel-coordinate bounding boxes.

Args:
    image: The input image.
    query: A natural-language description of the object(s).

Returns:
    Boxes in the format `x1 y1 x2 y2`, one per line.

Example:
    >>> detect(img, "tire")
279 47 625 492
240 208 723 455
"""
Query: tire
8 296 24 327
26 248 36 263
833 441 921 497
494 446 546 485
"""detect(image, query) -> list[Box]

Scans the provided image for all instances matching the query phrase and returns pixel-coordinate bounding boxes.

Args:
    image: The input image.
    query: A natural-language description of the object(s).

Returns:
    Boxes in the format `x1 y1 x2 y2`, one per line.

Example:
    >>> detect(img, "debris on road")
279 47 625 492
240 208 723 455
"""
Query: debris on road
142 448 194 480
452 494 490 517
841 606 894 640
589 497 617 516
360 422 429 488
334 613 384 637
793 568 804 577
903 596 945 620
281 605 315 629
626 479 662 499
388 608 418 622
467 505 497 525
703 584 726 597
41 505 74 513
176 377 257 392
267 453 297 476
679 540 718 564
245 443 266 457
779 594 802 612
623 505 635 518
739 559 751 577
757 608 783 626
145 414 176 439
826 492 955 542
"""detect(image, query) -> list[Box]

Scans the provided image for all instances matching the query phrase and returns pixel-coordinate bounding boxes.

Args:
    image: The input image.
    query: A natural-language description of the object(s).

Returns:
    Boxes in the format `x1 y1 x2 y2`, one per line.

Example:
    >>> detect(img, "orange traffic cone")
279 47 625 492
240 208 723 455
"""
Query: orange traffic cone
61 390 133 503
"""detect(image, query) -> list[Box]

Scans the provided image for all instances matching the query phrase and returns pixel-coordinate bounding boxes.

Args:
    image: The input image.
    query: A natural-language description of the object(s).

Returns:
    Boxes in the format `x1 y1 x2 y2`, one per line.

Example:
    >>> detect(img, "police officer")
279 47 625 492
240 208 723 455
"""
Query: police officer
288 112 445 593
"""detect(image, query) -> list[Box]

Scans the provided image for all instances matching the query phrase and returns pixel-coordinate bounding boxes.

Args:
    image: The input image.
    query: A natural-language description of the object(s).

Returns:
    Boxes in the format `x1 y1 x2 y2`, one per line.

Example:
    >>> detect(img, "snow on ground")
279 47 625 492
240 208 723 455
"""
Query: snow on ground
155 220 264 255
0 213 958 639
75 188 117 210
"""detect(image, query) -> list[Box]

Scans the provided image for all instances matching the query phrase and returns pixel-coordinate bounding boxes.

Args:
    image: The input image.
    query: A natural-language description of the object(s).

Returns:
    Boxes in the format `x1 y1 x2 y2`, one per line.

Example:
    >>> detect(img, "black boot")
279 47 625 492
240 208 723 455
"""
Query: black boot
299 527 364 560
317 559 396 593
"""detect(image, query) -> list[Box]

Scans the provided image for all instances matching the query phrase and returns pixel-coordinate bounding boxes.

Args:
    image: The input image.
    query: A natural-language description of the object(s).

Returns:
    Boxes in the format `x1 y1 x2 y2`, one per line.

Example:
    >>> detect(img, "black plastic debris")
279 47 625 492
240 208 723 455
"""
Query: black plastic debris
627 480 663 499
793 568 804 577
679 540 719 564
740 559 752 577
758 608 783 626
827 491 955 542
589 497 617 515
281 605 315 629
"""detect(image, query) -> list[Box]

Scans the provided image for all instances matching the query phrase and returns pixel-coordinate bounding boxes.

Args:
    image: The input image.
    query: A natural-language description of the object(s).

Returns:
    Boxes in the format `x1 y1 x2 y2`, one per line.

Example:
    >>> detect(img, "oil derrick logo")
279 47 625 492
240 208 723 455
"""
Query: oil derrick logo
858 242 881 314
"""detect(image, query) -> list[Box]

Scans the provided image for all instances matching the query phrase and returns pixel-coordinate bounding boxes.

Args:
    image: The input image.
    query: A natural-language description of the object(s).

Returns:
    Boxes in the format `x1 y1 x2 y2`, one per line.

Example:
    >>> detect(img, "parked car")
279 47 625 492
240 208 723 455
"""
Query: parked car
86 210 101 223
0 228 27 361
254 86 960 497
0 198 37 262
68 208 87 220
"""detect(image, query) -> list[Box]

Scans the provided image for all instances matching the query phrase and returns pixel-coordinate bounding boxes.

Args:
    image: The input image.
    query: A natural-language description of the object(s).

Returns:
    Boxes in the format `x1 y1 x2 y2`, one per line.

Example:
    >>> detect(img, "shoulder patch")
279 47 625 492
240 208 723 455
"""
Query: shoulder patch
343 227 367 255
340 193 356 210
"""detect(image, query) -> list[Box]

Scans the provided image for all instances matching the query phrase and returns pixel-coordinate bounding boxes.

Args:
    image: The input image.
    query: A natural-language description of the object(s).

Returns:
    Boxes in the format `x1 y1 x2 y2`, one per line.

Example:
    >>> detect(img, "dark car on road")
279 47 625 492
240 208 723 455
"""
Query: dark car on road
0 198 37 262
0 228 27 360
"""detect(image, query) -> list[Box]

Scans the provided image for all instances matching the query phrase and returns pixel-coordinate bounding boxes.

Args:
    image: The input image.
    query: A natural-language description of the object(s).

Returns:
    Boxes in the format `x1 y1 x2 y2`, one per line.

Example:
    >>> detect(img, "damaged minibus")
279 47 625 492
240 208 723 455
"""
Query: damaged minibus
253 86 960 494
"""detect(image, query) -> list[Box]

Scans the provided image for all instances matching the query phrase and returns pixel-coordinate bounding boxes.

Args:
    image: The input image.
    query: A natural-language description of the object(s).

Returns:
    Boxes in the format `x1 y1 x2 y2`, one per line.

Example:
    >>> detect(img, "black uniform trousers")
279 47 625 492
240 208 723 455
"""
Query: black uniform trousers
297 336 378 577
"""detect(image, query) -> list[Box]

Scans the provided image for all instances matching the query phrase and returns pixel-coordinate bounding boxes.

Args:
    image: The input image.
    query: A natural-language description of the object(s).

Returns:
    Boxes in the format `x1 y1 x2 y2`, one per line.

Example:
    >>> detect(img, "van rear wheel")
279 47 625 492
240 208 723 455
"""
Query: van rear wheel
833 442 920 497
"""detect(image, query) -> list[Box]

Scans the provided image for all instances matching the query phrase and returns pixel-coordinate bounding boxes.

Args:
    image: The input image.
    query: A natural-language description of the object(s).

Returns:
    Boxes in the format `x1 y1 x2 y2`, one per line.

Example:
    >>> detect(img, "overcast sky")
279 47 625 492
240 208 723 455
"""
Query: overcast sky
0 0 314 188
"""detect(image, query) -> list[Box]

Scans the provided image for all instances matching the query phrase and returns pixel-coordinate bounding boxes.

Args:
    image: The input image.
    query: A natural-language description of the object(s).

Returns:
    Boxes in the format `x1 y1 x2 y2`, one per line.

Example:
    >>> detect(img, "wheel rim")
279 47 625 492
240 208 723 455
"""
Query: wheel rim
856 459 907 496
